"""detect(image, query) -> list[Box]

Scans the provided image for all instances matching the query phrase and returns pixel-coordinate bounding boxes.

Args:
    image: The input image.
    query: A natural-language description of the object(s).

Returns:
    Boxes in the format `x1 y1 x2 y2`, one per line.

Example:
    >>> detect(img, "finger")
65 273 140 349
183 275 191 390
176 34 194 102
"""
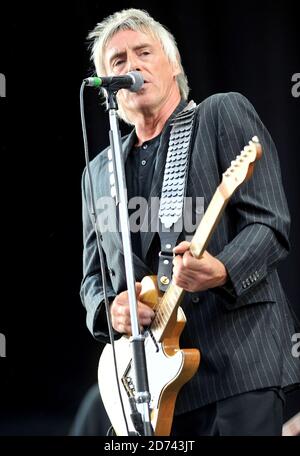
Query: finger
138 301 155 319
111 316 131 335
135 282 142 297
139 315 153 326
173 241 190 254
172 254 184 268
111 300 130 318
172 273 200 292
173 255 200 280
119 324 132 336
114 291 130 306
172 274 190 289
173 251 203 271
114 283 142 307
182 251 205 271
173 268 199 285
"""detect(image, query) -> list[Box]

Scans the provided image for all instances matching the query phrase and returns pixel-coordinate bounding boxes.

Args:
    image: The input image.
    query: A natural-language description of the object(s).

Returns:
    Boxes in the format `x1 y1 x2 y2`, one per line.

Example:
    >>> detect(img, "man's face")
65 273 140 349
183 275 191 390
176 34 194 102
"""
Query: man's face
103 29 180 118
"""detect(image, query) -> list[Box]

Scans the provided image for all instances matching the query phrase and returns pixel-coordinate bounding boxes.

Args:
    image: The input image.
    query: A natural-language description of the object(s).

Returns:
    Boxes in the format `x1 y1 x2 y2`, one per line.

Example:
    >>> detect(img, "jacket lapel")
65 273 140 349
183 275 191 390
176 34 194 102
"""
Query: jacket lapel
104 129 154 275
106 130 137 252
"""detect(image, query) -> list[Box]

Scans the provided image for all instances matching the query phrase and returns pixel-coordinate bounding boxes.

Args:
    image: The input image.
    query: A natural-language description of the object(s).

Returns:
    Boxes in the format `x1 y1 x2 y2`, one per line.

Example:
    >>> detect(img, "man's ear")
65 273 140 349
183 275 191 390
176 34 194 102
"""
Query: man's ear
172 57 181 78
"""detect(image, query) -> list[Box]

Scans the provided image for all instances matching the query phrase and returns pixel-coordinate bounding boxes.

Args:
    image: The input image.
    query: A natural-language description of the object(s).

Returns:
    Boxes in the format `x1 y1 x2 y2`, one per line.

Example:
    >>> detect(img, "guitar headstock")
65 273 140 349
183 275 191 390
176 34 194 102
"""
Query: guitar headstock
220 136 263 199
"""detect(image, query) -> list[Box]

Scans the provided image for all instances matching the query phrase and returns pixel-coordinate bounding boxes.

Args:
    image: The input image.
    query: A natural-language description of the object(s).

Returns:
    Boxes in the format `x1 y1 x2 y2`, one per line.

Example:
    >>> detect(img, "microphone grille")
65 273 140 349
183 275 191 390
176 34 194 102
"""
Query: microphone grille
128 71 144 92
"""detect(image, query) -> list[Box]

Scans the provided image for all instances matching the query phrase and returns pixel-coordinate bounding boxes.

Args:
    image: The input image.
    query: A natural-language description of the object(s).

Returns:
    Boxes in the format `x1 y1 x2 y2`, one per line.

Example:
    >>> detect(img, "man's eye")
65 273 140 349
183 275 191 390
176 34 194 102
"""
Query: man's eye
114 60 124 66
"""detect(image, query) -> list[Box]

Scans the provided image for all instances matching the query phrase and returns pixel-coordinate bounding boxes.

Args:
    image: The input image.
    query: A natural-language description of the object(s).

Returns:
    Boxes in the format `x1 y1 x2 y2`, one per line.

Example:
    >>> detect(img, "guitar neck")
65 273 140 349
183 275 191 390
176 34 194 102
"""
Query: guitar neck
190 187 228 258
152 187 228 342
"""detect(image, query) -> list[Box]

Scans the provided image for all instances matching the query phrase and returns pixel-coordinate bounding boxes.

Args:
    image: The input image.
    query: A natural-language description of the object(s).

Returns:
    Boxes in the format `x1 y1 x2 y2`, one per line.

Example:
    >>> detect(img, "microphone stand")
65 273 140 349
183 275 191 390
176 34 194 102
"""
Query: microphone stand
104 89 153 437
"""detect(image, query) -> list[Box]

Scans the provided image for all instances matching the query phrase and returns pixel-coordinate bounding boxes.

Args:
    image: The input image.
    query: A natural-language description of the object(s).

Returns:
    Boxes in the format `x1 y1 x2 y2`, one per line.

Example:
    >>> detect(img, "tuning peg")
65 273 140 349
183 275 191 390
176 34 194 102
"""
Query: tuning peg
243 144 253 156
251 136 259 143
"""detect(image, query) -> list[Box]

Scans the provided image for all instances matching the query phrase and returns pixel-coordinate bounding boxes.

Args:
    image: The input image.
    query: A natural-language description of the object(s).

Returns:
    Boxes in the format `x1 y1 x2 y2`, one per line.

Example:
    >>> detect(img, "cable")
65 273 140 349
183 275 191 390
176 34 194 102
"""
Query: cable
80 81 131 436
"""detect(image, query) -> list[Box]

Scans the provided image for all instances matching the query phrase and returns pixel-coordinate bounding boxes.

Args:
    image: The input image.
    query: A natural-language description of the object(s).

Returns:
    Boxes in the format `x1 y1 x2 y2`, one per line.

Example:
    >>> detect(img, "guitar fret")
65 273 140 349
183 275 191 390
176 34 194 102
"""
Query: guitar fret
150 284 184 341
153 314 163 331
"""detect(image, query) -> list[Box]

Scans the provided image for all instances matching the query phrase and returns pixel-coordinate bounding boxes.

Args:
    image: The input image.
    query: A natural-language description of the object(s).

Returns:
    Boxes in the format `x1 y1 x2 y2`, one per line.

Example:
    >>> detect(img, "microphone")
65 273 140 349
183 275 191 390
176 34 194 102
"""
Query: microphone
84 71 144 93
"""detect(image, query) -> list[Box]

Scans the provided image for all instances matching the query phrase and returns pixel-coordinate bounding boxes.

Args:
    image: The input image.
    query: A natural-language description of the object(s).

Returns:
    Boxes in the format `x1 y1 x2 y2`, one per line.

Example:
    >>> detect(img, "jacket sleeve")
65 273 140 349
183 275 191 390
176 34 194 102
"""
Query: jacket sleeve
214 92 290 308
80 167 117 342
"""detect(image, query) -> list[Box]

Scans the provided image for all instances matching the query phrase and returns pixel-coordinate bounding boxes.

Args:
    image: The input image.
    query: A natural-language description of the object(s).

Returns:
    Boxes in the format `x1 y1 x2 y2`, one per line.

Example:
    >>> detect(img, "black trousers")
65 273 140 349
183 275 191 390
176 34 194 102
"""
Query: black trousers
171 388 285 436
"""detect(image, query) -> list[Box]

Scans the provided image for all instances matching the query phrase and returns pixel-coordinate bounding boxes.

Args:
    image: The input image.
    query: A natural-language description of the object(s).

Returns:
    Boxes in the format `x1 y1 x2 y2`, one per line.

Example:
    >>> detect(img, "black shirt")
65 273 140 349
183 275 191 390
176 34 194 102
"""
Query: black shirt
125 134 161 272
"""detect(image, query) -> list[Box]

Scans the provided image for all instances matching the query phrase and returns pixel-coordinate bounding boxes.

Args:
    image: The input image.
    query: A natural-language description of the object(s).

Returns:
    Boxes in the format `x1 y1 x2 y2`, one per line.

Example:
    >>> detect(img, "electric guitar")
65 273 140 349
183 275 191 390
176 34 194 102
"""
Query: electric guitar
98 136 263 435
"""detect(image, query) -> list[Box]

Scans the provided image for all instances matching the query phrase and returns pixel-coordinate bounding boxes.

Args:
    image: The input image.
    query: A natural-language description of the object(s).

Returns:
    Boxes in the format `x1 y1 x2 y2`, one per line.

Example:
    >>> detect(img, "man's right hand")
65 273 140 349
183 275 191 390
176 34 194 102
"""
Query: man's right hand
110 282 155 335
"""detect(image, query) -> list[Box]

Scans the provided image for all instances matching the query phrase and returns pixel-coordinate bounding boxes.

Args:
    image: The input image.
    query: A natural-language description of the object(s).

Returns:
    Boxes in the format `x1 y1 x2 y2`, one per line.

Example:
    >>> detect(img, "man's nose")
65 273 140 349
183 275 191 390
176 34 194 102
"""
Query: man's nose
126 54 141 73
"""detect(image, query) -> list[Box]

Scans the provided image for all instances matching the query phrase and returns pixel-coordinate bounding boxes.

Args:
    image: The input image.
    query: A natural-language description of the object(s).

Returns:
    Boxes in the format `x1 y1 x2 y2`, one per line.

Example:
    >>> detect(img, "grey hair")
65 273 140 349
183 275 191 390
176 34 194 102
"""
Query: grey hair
87 8 189 124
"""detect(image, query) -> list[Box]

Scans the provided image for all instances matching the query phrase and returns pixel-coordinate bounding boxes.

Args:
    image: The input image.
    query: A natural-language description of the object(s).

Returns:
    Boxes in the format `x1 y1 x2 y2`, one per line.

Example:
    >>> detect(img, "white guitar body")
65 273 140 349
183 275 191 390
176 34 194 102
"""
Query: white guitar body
98 307 195 436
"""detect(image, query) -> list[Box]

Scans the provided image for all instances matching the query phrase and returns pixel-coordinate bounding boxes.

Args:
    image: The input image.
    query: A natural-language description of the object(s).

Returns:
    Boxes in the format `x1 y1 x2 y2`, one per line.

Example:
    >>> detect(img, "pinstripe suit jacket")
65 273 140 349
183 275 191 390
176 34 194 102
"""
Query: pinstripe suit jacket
80 92 299 414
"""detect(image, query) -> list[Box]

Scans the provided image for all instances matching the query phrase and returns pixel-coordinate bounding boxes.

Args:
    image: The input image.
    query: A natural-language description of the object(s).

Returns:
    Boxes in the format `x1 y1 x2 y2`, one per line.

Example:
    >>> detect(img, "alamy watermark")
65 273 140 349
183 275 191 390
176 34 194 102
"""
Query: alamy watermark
0 73 6 98
0 332 6 357
291 73 300 98
95 196 204 234
291 332 300 358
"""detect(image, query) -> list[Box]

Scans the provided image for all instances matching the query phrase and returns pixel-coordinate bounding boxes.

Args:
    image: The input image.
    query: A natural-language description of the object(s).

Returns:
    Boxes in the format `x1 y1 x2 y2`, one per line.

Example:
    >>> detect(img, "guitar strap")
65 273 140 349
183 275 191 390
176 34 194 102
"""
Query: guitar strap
157 101 197 292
